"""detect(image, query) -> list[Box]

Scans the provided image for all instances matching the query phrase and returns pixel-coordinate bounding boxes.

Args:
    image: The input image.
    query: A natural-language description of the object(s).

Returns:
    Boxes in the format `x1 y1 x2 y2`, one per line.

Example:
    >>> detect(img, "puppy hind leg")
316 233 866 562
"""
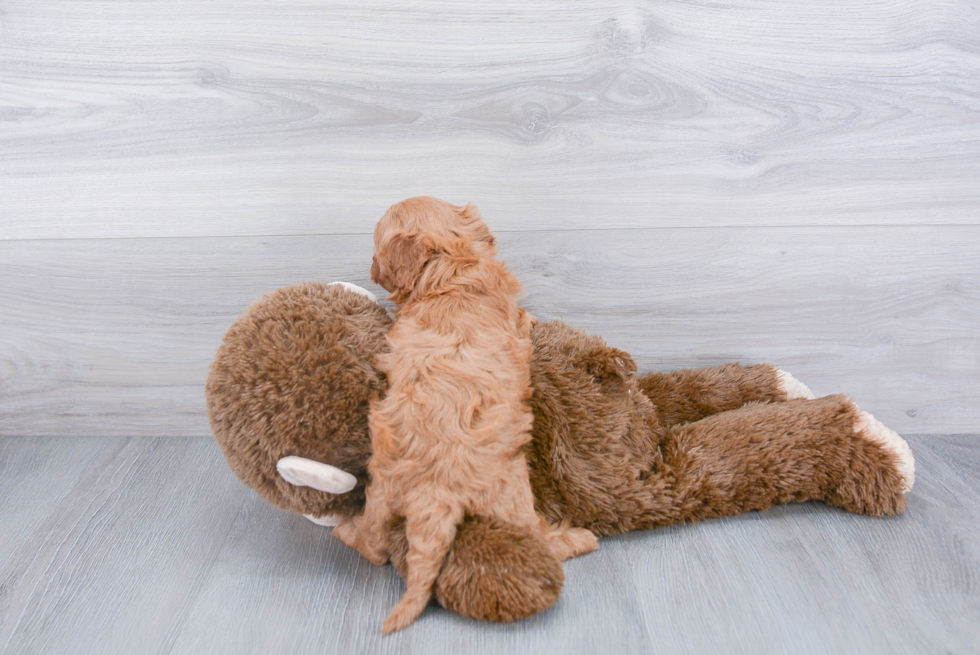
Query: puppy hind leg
538 517 599 561
333 483 393 565
382 505 462 634
489 462 598 562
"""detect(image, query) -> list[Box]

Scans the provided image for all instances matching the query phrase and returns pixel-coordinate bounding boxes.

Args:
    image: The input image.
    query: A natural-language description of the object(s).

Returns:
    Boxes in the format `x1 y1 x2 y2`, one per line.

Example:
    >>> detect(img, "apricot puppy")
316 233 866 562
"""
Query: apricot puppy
334 197 597 633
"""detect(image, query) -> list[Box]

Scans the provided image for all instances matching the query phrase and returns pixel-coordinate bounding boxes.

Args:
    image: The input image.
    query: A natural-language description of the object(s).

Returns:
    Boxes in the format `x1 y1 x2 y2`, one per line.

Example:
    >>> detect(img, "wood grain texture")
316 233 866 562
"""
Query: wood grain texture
1 1 976 649
2 0 980 239
0 435 976 654
0 437 253 655
1 226 977 437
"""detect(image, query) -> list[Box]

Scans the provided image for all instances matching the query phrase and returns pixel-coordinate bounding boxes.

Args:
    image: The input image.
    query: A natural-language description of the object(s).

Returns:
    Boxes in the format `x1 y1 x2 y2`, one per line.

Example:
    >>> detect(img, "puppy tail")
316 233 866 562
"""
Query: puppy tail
382 508 461 633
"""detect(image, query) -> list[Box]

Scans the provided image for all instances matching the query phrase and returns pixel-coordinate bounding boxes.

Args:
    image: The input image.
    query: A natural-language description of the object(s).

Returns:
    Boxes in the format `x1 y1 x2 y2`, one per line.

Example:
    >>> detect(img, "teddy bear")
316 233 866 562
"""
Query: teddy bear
205 281 915 623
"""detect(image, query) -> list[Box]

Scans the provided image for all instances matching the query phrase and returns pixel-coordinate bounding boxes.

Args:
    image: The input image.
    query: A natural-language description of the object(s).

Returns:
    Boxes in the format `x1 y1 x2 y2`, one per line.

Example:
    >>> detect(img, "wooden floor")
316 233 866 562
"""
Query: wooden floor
0 435 976 655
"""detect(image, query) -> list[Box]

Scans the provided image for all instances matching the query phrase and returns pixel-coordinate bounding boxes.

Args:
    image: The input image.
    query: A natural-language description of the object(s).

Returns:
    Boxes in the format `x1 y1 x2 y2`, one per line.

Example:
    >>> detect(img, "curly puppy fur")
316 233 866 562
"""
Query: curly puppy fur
334 198 597 633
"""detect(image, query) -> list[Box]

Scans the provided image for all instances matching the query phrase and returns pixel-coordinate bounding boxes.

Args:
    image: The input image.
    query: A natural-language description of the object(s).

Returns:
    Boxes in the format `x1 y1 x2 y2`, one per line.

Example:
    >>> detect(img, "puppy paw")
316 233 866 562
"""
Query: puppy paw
853 409 915 493
776 369 816 400
332 517 358 546
333 519 389 565
545 527 599 561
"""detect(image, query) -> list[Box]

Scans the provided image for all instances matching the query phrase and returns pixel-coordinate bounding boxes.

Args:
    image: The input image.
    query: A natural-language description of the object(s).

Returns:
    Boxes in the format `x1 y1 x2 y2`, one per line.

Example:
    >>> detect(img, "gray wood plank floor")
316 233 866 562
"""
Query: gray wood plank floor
0 435 976 655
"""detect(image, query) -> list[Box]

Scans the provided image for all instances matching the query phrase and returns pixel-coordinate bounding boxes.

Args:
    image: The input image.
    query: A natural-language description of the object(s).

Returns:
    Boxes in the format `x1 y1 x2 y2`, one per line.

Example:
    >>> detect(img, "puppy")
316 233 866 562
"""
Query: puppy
334 197 598 633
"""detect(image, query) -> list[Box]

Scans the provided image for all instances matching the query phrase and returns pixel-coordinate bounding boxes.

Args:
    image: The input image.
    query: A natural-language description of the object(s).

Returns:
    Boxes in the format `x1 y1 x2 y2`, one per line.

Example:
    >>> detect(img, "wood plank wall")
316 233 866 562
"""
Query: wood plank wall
2 0 978 436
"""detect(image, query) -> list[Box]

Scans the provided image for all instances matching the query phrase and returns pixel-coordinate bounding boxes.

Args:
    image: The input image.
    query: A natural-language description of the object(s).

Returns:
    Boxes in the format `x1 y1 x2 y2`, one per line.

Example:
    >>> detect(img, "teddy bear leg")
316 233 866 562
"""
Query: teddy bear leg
636 363 809 426
655 394 913 523
825 407 914 513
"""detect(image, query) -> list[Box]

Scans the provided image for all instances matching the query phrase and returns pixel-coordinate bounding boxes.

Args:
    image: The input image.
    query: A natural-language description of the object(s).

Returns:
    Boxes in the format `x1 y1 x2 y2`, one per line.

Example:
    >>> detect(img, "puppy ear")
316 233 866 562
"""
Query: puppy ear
455 203 496 250
374 230 432 298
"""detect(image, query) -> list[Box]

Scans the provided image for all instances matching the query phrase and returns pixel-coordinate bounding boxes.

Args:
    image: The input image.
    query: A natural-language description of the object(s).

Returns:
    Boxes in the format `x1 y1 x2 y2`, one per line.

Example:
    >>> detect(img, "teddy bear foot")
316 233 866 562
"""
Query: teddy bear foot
852 409 915 493
823 401 915 516
776 369 816 400
333 518 389 565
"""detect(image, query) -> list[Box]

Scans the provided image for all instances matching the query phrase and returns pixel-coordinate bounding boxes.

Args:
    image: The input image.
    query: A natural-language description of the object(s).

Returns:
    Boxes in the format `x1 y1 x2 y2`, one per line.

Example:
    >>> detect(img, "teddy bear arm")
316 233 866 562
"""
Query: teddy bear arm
636 363 798 426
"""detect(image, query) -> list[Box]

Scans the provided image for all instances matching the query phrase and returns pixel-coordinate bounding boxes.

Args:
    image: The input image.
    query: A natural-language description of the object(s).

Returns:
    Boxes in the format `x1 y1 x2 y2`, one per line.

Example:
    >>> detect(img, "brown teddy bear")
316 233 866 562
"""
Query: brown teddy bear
206 281 914 623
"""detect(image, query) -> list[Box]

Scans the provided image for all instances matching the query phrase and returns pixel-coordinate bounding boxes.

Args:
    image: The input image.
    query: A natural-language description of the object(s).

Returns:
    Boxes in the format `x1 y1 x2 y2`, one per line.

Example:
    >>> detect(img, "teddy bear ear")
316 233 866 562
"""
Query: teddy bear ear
327 281 378 303
276 456 358 494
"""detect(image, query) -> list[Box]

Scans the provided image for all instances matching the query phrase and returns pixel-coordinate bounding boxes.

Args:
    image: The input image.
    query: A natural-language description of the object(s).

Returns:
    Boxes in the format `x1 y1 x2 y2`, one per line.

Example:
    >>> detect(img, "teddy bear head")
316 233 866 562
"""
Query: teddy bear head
206 282 390 521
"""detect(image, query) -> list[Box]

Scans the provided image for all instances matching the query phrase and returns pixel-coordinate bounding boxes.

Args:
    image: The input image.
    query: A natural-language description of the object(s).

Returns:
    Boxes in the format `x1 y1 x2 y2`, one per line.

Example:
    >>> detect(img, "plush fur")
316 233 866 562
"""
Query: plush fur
524 322 909 534
334 198 596 633
206 282 389 519
206 281 914 626
386 515 565 624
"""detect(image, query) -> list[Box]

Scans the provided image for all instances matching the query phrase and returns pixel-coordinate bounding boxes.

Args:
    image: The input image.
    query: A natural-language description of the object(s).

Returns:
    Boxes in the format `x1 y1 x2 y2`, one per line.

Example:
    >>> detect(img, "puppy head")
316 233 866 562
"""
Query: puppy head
374 197 495 254
371 197 494 302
